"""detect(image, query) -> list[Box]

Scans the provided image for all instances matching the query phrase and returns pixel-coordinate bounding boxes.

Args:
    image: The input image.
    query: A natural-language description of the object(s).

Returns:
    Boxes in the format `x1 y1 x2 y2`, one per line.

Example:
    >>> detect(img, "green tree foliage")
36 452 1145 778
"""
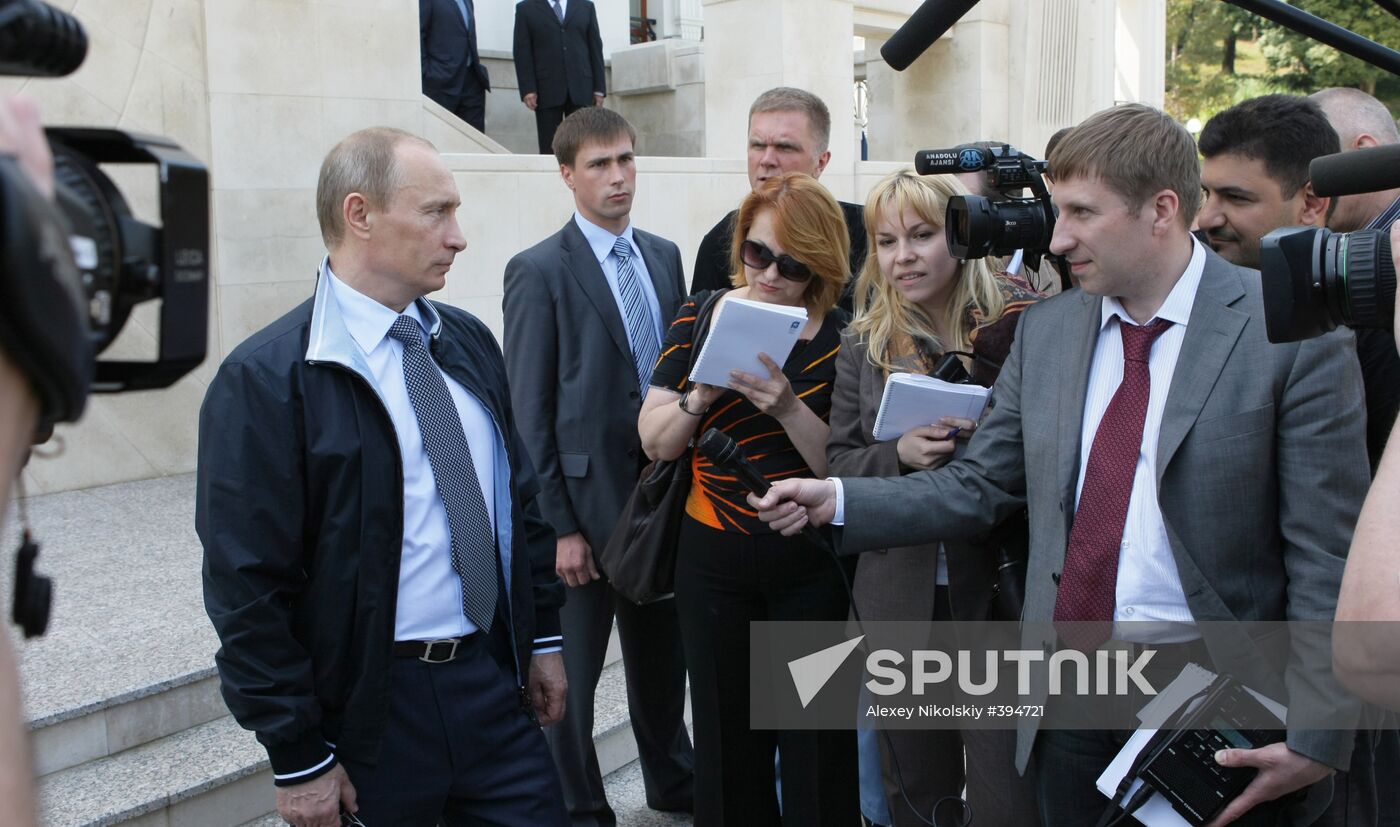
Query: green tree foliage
1166 0 1400 126
1257 0 1400 94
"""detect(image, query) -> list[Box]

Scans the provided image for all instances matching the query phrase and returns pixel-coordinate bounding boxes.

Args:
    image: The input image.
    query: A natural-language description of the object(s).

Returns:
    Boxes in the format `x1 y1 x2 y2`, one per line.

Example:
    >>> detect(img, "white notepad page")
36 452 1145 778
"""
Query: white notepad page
688 297 808 387
871 372 992 441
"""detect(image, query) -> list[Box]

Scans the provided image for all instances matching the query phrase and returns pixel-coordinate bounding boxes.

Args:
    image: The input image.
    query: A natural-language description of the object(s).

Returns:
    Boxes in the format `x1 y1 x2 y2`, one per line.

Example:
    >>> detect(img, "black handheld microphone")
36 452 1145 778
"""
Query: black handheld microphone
0 0 88 78
879 0 981 71
1309 144 1400 198
696 428 831 549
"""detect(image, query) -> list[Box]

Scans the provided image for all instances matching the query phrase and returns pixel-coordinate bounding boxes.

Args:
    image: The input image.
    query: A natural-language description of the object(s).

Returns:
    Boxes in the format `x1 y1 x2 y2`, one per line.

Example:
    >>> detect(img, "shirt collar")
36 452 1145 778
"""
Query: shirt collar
1100 236 1207 331
573 211 637 266
324 260 432 355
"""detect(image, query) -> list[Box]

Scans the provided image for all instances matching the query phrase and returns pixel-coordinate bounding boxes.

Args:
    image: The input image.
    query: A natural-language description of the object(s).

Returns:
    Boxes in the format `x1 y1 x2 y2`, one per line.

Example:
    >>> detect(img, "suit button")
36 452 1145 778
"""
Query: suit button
627 448 638 458
629 390 639 399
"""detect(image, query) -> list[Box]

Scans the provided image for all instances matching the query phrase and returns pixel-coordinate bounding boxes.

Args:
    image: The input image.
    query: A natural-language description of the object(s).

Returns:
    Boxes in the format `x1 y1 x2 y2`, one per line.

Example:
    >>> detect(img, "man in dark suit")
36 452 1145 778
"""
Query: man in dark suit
690 87 867 311
199 127 567 827
513 0 607 154
755 104 1371 827
420 0 490 132
504 108 694 826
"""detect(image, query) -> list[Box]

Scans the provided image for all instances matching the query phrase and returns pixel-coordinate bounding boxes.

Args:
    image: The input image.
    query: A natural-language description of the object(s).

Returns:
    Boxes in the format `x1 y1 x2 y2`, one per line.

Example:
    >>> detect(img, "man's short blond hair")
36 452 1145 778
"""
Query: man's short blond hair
316 127 435 247
749 87 831 155
1049 103 1201 226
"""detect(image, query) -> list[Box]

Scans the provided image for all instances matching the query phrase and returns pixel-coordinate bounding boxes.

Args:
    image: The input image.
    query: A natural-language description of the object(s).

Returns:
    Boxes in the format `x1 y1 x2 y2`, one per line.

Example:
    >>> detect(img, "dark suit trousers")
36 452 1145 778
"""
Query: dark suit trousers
676 517 858 827
534 100 585 154
543 576 694 826
426 75 486 133
339 634 568 826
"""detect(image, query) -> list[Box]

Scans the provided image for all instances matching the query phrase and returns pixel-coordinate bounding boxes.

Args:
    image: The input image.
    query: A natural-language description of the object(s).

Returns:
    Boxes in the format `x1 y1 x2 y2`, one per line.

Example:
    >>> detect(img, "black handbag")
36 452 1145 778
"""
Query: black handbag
599 289 727 605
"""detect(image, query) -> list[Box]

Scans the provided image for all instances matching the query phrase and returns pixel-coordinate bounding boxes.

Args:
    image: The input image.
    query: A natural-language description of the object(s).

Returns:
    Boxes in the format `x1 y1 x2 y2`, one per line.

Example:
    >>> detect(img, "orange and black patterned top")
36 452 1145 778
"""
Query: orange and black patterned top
651 290 848 534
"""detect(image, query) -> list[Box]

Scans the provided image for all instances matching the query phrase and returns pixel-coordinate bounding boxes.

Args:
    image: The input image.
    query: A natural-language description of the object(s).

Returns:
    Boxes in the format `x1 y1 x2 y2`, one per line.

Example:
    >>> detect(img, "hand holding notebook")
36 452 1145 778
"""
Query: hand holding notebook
687 297 808 387
871 372 992 441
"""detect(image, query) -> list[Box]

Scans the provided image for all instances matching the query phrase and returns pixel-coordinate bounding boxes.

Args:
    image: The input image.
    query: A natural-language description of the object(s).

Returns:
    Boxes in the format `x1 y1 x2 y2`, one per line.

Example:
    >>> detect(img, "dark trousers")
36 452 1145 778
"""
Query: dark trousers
426 76 486 134
534 100 584 154
675 517 859 827
543 576 694 826
339 634 568 826
873 588 1040 827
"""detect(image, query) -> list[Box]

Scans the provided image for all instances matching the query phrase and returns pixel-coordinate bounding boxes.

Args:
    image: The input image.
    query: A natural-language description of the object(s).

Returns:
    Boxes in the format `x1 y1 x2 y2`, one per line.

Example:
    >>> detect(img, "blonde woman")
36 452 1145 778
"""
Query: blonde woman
639 172 858 826
828 169 1040 827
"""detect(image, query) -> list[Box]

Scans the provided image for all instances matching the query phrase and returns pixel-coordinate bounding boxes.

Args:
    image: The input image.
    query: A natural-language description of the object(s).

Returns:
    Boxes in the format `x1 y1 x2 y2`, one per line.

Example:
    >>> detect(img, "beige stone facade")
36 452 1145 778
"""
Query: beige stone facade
10 0 1164 494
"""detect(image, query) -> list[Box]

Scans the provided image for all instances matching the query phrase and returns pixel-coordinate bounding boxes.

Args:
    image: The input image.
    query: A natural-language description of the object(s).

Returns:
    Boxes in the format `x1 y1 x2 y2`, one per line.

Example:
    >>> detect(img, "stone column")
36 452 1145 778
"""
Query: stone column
1114 0 1166 107
701 0 856 188
862 0 1012 164
678 0 705 40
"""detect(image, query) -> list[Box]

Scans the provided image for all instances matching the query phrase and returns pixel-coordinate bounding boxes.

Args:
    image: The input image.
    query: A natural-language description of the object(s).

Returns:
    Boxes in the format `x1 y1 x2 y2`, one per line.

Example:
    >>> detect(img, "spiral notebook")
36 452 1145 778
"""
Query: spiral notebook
871 372 992 441
688 297 808 387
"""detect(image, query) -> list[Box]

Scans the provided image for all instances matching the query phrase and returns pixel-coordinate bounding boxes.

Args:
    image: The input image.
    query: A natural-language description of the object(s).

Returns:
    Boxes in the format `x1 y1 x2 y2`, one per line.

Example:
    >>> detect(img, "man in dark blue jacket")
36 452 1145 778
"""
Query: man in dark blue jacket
198 127 568 827
420 0 490 132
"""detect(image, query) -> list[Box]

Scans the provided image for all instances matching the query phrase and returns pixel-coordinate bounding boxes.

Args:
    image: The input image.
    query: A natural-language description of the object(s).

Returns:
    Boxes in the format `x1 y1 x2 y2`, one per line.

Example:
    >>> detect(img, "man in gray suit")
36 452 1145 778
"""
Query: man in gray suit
503 107 694 827
755 104 1370 826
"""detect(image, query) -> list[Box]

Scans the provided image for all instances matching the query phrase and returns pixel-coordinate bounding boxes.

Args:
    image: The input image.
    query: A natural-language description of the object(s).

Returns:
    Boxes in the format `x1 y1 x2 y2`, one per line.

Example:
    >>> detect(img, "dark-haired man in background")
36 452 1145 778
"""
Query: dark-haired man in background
513 0 607 154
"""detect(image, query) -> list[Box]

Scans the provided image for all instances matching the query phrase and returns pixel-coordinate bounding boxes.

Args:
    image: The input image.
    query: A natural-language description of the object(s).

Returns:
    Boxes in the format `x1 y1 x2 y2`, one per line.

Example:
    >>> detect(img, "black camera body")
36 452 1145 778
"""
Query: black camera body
1259 143 1400 343
914 142 1064 286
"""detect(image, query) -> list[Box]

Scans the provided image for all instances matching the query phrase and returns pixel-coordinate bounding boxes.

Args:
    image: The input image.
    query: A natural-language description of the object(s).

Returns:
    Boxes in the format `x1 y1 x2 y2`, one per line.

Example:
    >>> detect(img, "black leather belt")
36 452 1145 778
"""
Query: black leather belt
392 635 476 663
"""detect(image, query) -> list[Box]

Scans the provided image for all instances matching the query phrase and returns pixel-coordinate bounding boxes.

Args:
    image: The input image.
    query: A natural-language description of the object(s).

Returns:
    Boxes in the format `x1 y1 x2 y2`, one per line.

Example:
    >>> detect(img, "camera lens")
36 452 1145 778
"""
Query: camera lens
1260 226 1395 343
945 194 1053 261
1324 228 1395 329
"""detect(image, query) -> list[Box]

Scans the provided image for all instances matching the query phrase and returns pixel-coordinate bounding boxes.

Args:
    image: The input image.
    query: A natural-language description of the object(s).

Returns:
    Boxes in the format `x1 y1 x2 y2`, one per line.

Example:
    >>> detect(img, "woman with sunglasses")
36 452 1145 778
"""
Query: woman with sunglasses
827 169 1042 827
639 172 857 826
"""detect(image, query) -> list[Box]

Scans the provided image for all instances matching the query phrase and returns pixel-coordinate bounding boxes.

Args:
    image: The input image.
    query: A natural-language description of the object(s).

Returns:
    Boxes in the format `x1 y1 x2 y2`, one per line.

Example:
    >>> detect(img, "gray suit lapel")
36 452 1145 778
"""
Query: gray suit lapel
1156 257 1248 476
1055 290 1103 517
561 221 635 371
634 230 679 312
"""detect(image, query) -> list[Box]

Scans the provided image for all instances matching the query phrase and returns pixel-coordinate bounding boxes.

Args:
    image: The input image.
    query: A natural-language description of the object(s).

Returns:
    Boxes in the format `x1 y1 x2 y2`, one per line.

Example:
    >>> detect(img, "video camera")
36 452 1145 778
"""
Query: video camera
0 0 209 429
1260 143 1400 343
914 141 1067 288
1 0 209 639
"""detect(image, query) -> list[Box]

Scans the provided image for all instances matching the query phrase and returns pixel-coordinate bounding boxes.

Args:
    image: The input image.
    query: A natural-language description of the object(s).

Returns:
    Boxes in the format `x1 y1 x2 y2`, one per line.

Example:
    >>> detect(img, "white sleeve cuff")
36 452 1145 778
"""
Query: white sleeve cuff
830 477 845 526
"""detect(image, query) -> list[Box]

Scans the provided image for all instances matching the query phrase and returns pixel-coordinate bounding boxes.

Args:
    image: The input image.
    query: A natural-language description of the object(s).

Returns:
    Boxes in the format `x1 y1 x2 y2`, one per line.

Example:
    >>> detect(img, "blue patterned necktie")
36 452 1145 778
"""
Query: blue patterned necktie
387 316 497 632
612 236 660 392
551 0 564 23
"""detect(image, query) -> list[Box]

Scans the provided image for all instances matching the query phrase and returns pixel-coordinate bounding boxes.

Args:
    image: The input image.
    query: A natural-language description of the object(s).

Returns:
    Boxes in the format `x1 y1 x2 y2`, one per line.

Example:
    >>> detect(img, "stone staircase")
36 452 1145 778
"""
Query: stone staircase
5 474 684 826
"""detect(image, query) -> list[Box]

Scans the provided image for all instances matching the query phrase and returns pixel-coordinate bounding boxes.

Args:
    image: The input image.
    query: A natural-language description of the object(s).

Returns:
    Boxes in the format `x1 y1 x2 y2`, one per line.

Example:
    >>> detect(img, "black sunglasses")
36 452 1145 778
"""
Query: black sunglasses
740 239 813 282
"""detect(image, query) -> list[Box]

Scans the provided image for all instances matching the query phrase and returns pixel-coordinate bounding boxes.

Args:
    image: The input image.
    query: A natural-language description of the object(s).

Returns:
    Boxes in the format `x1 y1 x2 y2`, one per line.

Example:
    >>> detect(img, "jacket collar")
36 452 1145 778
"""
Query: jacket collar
306 256 442 373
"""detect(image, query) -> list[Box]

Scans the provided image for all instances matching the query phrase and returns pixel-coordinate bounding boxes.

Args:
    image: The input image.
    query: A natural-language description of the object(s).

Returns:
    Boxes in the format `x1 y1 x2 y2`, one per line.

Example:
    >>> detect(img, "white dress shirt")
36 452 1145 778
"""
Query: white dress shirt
1078 239 1207 642
327 267 499 642
573 212 666 350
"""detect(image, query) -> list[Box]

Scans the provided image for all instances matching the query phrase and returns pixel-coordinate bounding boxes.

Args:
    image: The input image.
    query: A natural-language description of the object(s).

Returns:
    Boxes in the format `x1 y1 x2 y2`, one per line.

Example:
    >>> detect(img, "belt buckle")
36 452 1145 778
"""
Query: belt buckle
419 638 459 664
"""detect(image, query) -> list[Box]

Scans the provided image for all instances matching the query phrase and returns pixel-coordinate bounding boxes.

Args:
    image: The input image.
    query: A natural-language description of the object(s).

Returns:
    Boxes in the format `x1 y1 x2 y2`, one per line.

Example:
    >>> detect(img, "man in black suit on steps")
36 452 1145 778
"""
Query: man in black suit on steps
513 0 607 154
420 0 491 133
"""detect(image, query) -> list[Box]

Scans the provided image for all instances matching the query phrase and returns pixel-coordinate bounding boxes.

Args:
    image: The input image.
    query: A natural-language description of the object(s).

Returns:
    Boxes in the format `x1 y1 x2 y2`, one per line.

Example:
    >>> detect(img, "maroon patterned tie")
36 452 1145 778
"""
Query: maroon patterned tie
1054 317 1173 650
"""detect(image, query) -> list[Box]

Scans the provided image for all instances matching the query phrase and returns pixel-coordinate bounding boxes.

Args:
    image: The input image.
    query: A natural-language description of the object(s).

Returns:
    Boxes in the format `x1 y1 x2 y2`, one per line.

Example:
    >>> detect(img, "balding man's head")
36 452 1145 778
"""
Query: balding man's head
1310 88 1399 150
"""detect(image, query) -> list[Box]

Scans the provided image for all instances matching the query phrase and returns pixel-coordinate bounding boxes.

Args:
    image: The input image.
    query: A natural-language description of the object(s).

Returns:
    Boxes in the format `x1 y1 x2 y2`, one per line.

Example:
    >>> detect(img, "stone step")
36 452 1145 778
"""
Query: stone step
35 715 273 827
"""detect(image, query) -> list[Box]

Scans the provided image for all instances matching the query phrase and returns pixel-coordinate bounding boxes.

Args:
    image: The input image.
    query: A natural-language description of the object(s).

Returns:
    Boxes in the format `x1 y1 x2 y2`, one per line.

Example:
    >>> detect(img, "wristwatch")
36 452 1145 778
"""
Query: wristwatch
678 388 704 416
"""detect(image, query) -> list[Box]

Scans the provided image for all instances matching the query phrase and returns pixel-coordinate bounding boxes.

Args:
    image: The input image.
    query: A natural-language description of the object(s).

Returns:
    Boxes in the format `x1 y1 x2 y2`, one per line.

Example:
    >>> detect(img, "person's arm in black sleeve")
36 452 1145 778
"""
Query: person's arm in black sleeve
586 3 606 97
197 358 333 786
513 6 537 101
690 215 733 294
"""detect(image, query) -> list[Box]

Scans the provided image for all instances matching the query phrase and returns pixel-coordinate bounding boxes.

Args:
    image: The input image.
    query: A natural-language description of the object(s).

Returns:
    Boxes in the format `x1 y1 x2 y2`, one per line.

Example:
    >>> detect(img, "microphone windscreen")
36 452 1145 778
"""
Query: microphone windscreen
1310 144 1400 198
879 0 982 71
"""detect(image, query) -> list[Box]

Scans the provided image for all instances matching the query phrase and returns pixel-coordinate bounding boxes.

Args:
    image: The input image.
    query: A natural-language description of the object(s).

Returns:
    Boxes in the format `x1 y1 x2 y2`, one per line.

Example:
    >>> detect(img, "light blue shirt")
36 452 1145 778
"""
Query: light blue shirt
573 212 666 349
326 268 499 642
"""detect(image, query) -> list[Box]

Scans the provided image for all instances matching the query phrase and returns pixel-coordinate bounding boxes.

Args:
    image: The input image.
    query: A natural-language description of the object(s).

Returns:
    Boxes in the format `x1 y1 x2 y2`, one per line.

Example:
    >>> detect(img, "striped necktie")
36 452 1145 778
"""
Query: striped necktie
387 316 497 632
551 0 564 22
612 237 661 391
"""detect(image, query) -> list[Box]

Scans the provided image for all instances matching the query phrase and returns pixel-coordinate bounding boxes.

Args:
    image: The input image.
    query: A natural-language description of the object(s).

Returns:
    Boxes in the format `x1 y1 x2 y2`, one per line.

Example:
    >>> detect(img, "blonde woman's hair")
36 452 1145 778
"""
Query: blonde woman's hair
852 169 1005 375
728 173 849 315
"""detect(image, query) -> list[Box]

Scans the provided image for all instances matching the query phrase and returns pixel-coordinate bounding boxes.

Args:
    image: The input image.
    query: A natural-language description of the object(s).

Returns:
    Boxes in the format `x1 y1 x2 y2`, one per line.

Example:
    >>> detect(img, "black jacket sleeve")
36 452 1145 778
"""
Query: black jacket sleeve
513 4 537 98
690 213 735 294
586 2 606 95
197 357 335 785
